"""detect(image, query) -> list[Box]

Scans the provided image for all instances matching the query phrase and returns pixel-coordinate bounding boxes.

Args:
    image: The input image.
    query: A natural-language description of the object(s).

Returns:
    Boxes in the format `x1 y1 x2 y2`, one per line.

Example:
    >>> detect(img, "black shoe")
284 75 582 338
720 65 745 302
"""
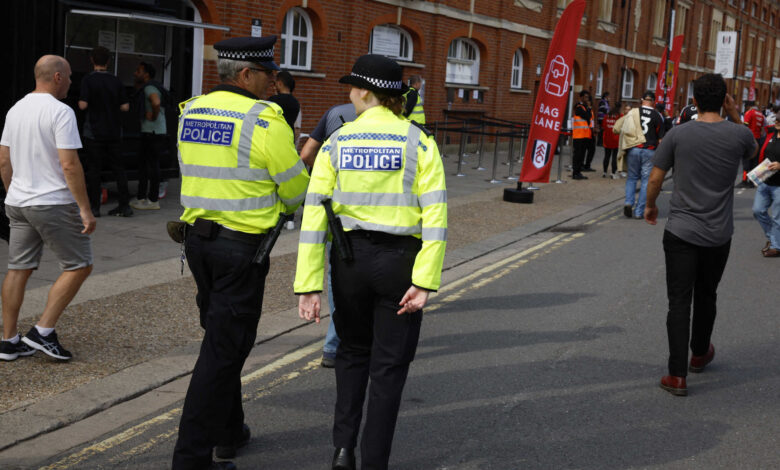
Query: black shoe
332 448 355 470
0 339 36 361
623 205 633 218
215 424 250 459
572 173 588 180
21 327 72 360
207 462 236 470
582 167 596 172
108 205 133 217
321 354 336 368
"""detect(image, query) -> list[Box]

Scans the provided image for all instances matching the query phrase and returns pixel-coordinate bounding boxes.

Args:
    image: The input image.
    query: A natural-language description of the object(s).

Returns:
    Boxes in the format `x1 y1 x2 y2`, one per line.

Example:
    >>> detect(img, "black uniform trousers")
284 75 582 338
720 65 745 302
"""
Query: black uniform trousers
583 137 596 169
572 138 589 175
330 231 423 470
663 230 731 377
172 232 269 470
83 138 130 211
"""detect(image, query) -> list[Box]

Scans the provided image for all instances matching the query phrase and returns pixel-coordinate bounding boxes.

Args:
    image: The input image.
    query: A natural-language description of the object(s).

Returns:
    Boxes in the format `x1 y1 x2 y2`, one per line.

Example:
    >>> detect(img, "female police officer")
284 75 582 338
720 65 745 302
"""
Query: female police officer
294 54 447 470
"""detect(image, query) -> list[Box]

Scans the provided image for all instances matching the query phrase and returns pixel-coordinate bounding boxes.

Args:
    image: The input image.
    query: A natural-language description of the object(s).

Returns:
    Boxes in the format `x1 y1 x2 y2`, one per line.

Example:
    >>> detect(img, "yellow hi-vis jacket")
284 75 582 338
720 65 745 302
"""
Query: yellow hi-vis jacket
294 105 447 293
403 88 426 125
177 88 309 233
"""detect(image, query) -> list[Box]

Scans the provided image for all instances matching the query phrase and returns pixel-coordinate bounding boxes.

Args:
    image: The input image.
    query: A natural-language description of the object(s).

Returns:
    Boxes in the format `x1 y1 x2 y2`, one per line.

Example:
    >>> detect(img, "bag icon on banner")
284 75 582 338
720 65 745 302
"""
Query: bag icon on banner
544 55 569 97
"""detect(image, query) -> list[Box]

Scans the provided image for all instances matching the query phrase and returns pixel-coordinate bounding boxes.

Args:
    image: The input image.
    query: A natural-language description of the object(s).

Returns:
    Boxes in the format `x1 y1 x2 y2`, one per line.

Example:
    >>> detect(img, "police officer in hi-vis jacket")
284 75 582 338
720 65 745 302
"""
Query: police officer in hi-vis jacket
295 54 447 470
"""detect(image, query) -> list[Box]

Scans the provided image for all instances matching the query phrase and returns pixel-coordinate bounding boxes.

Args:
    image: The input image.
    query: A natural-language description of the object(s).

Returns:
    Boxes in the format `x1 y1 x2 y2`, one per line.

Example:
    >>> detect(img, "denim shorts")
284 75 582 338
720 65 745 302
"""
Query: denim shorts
5 203 92 271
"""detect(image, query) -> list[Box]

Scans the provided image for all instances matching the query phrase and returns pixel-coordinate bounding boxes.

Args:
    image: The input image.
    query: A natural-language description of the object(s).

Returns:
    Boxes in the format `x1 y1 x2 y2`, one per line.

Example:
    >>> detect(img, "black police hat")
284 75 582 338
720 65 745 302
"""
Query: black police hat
339 54 408 96
214 36 280 71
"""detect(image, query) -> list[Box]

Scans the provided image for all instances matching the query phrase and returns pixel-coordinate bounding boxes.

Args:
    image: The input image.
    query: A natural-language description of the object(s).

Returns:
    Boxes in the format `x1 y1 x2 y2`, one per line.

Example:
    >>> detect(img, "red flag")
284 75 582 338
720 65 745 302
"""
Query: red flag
655 35 684 114
749 66 757 101
519 0 585 183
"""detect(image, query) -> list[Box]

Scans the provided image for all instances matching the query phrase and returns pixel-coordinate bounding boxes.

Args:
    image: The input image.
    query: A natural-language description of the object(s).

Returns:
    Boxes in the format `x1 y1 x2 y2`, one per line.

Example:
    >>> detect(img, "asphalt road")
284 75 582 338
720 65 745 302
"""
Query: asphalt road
30 187 780 470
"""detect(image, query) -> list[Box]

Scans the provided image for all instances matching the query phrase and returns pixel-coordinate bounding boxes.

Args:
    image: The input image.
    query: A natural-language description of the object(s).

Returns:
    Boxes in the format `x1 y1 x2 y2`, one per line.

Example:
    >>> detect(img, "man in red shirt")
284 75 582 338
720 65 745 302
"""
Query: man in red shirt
740 101 765 187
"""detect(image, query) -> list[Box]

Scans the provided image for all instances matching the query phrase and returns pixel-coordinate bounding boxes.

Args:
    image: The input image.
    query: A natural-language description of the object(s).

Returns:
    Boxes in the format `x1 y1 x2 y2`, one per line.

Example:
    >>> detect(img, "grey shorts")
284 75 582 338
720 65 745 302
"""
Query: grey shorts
5 203 93 271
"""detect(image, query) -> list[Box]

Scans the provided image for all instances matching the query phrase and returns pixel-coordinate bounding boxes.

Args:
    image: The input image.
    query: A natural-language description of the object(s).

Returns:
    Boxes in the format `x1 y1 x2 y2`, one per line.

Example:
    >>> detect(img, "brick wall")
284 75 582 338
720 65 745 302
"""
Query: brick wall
196 0 780 133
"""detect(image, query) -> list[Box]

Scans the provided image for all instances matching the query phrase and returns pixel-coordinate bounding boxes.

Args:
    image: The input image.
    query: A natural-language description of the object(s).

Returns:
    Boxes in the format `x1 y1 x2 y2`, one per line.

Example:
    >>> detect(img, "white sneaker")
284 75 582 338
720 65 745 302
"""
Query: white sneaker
130 198 160 210
284 220 295 230
612 173 620 179
158 181 168 199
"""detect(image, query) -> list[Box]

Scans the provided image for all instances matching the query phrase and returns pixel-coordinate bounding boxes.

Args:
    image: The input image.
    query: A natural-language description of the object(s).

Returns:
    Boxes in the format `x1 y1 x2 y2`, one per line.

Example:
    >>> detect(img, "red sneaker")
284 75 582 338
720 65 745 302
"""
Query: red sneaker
660 375 687 396
689 344 715 373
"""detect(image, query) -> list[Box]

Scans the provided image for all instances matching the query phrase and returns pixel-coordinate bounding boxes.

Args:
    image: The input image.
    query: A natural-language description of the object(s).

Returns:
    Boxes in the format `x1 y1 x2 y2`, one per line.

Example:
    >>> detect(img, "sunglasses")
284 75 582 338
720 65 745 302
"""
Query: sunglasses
248 67 274 76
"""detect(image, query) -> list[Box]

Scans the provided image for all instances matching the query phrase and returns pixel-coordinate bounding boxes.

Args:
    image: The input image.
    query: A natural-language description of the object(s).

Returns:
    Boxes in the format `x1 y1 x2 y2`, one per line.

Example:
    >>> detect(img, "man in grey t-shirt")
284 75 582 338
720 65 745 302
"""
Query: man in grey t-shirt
645 73 757 397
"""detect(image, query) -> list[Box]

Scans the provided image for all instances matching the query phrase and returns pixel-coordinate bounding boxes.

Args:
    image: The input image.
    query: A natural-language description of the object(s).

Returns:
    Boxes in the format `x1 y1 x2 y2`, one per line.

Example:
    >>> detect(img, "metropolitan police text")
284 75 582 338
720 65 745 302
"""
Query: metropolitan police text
180 119 236 146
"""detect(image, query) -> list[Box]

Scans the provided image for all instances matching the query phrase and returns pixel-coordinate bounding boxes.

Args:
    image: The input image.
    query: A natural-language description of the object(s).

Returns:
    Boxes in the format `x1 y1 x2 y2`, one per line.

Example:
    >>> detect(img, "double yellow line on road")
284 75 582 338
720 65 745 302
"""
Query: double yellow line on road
41 229 588 469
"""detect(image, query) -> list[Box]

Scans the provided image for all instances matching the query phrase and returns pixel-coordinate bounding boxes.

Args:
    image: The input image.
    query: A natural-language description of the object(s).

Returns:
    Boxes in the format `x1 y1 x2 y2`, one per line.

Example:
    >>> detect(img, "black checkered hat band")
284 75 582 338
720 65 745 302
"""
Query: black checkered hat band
351 73 403 90
218 49 274 60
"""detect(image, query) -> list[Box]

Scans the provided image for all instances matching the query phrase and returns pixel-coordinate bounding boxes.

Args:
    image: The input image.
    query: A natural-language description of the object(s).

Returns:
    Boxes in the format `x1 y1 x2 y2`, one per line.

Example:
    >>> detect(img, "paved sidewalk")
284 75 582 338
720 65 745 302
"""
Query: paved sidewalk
0 144 629 452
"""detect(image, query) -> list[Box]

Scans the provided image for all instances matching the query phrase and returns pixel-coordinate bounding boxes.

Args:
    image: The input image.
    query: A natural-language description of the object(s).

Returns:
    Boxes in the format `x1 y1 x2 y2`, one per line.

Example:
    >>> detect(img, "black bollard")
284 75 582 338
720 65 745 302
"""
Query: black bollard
503 182 534 204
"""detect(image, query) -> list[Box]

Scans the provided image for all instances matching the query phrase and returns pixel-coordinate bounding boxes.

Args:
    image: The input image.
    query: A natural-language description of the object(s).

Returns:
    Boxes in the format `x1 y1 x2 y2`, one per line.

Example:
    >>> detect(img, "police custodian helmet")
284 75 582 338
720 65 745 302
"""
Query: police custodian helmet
339 54 409 96
214 36 281 71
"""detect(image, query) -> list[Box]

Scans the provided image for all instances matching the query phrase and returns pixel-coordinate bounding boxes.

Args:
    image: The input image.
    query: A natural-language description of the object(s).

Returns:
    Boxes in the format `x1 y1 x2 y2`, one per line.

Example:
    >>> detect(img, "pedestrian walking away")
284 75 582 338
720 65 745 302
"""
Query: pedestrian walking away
601 102 621 178
644 73 757 397
171 35 309 470
78 46 133 218
751 110 780 257
622 90 665 219
295 54 447 470
0 55 96 362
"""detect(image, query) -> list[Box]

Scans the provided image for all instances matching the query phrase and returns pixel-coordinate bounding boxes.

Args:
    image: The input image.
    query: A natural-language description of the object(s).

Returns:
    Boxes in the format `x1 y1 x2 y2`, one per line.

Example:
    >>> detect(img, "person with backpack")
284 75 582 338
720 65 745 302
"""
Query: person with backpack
131 62 165 211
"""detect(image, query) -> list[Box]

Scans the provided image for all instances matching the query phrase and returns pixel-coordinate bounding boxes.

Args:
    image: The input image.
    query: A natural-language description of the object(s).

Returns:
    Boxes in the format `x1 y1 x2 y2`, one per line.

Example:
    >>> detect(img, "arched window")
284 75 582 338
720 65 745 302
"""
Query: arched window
622 69 635 98
511 49 524 89
446 38 480 85
596 64 606 97
369 25 413 61
280 8 313 70
647 73 657 92
687 81 695 104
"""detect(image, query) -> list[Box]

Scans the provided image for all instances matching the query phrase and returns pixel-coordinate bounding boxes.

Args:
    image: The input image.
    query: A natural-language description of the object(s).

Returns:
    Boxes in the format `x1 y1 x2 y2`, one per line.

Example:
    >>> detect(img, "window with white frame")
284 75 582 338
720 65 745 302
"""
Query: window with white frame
675 5 688 36
709 9 723 52
647 73 658 93
369 25 412 62
446 38 480 85
774 39 780 73
280 8 313 70
599 0 612 21
511 49 524 89
652 0 666 37
596 64 605 97
622 69 634 98
687 81 694 104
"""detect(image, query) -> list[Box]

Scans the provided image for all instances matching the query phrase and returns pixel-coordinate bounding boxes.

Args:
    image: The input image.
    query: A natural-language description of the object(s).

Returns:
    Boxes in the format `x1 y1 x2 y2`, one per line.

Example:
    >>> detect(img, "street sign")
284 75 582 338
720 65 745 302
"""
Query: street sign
715 31 738 78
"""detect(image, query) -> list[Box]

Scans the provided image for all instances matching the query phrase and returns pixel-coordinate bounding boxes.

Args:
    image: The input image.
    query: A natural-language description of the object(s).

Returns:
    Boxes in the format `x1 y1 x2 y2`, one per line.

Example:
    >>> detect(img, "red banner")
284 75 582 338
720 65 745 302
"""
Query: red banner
655 35 684 115
518 0 585 183
748 66 757 102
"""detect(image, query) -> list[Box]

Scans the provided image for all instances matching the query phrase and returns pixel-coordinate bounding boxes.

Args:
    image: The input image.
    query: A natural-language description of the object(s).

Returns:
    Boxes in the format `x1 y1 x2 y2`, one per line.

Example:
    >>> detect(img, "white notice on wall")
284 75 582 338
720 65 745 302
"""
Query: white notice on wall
472 89 479 99
117 33 135 53
715 31 738 79
457 89 464 99
371 25 401 57
98 31 116 51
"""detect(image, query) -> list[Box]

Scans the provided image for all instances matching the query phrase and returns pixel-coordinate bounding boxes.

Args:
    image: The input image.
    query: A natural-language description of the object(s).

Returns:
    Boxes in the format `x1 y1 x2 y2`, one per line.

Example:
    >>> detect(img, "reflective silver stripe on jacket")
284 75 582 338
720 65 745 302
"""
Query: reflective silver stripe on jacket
181 193 278 212
340 215 421 235
272 159 307 184
421 227 447 241
279 192 306 207
299 230 328 244
305 192 330 206
237 102 268 168
333 190 417 207
418 190 447 207
180 164 271 181
403 125 421 192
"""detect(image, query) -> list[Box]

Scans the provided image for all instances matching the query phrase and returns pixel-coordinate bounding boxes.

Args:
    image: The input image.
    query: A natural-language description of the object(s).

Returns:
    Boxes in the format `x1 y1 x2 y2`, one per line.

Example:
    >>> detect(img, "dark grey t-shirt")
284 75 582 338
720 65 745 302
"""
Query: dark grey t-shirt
310 103 356 142
653 120 756 246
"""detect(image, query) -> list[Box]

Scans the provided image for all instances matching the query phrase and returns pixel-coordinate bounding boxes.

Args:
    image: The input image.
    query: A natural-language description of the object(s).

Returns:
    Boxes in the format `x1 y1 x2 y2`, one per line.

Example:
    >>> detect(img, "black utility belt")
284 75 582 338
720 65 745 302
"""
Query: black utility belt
346 230 419 246
189 218 265 245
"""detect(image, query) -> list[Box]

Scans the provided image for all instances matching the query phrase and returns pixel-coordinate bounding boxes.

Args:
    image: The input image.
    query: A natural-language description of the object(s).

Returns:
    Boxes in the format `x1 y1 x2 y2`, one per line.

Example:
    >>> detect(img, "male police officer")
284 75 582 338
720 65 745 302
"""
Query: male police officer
172 36 309 470
402 74 426 125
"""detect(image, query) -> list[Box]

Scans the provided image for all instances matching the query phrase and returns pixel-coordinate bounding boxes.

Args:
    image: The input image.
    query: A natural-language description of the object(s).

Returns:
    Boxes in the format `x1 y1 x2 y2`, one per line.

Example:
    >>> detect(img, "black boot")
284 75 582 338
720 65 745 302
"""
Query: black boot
332 448 355 470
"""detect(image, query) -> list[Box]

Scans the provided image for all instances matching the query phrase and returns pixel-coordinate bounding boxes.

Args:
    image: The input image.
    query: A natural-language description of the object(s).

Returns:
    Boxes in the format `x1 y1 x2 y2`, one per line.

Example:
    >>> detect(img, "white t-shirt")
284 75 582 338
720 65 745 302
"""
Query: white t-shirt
1 93 82 206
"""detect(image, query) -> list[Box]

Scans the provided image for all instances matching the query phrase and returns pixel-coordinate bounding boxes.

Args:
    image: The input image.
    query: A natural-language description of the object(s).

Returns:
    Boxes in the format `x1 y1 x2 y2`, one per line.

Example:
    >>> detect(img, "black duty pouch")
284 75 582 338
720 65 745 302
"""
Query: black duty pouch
193 218 219 240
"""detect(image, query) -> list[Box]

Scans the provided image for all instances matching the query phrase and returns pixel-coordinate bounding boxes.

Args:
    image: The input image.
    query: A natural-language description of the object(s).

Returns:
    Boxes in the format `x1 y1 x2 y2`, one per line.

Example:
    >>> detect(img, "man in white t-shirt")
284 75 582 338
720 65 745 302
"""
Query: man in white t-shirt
0 55 96 362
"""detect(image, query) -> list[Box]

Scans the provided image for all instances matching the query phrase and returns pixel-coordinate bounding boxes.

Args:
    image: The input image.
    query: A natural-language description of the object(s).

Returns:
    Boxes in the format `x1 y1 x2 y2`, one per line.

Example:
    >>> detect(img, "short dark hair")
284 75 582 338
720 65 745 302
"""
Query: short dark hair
693 73 727 113
139 62 156 79
90 46 110 67
579 90 591 98
276 70 295 92
602 92 609 98
609 102 622 116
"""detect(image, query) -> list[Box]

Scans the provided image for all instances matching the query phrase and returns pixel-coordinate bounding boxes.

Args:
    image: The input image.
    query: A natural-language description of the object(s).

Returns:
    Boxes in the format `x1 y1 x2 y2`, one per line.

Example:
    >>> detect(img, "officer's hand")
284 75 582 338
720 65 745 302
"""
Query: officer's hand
298 293 321 323
397 286 429 315
644 206 658 225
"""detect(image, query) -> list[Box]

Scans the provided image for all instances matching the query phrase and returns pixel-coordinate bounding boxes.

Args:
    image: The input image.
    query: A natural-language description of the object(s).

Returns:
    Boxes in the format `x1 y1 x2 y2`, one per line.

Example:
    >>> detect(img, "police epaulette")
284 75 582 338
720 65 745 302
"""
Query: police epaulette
411 120 433 138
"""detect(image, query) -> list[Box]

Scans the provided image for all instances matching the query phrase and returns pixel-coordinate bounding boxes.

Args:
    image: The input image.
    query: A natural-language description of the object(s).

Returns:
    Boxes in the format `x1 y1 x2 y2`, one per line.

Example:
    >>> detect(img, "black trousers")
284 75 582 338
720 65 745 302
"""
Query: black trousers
572 138 588 175
663 230 731 377
602 147 618 174
331 232 423 470
583 137 596 168
138 133 165 202
83 138 130 210
172 233 269 470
